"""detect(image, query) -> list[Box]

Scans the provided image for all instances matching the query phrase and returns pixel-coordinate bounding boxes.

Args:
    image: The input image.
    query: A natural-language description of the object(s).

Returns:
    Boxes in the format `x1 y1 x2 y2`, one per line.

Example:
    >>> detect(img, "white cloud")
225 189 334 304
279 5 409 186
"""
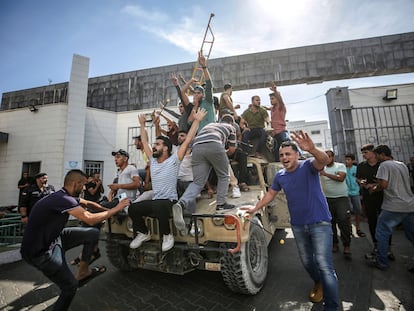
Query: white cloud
121 4 169 23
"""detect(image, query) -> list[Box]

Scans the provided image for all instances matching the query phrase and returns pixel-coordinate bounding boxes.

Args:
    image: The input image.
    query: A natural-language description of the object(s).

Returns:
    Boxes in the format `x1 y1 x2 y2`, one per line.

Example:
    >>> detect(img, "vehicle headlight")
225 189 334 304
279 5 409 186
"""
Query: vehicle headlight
126 217 134 232
190 219 204 237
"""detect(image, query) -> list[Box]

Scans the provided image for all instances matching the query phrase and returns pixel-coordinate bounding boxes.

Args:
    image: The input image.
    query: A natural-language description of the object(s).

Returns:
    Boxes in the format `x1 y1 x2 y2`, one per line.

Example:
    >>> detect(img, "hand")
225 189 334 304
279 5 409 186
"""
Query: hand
116 197 130 210
170 72 179 86
193 108 207 122
290 130 315 152
138 114 146 125
240 206 256 214
178 73 187 84
234 104 240 109
198 50 206 67
108 184 119 191
319 170 327 176
269 81 277 92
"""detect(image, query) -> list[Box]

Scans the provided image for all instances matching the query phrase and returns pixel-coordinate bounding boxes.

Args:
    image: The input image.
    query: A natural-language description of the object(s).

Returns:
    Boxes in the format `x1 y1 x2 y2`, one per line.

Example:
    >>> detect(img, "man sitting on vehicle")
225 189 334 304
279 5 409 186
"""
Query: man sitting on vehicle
127 109 206 252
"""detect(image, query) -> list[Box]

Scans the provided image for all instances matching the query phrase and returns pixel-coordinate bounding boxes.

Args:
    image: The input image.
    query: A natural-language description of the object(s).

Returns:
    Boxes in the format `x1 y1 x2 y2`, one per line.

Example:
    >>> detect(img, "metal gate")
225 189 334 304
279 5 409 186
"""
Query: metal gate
336 103 414 163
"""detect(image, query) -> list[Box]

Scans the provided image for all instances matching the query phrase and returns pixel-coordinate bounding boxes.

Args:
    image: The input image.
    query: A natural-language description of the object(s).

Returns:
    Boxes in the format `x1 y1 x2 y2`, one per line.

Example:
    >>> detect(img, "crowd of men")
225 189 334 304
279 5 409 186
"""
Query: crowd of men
15 50 414 310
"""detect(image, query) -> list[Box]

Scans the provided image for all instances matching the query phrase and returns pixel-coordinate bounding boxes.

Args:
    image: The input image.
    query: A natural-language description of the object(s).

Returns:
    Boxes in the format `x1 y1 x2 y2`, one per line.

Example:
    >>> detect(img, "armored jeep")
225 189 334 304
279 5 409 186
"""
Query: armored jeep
103 157 290 295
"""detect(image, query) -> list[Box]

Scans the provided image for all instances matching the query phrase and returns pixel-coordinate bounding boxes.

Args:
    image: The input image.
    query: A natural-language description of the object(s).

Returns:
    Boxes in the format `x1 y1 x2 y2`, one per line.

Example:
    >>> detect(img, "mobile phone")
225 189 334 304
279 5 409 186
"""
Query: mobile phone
118 192 127 200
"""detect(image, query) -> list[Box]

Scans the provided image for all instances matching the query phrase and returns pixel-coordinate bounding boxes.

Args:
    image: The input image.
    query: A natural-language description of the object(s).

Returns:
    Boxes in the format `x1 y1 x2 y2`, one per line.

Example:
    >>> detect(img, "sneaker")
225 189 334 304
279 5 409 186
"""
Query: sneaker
309 282 323 303
216 203 235 211
129 231 151 249
172 202 186 231
162 234 174 252
366 256 388 270
232 186 241 198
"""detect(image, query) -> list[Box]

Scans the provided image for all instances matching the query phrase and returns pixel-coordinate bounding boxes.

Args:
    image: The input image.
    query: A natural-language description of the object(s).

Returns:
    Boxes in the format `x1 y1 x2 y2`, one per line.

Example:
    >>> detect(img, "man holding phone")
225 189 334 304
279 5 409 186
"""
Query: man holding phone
108 149 141 203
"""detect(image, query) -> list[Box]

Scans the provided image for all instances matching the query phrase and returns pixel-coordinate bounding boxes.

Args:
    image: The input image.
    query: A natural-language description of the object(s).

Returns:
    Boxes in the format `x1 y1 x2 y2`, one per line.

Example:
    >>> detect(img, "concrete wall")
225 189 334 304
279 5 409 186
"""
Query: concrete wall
3 32 414 112
0 104 68 205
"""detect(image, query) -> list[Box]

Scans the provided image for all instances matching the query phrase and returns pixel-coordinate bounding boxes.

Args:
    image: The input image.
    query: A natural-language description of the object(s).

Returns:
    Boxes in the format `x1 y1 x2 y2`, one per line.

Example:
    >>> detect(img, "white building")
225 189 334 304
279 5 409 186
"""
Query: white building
287 120 332 151
0 55 158 207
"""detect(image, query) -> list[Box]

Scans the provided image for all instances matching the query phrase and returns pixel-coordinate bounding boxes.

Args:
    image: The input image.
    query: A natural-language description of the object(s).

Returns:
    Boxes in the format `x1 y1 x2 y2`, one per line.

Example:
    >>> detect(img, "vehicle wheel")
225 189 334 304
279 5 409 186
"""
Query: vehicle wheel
220 216 268 295
105 234 134 271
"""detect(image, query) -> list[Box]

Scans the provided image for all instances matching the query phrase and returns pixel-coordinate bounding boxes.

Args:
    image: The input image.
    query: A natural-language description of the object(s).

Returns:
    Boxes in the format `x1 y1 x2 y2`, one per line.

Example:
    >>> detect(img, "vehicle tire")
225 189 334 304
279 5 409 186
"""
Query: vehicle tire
105 234 134 271
220 216 268 295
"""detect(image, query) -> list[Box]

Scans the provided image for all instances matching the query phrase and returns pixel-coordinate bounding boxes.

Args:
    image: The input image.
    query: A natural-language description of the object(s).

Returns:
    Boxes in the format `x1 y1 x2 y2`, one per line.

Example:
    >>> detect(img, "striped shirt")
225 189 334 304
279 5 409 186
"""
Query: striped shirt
150 153 180 200
192 122 237 149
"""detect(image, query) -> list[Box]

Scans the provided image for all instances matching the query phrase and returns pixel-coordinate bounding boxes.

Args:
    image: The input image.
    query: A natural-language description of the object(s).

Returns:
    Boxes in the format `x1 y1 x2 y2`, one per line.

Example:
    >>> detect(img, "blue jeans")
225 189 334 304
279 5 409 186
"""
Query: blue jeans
292 222 339 311
242 128 267 154
375 210 414 267
22 227 100 311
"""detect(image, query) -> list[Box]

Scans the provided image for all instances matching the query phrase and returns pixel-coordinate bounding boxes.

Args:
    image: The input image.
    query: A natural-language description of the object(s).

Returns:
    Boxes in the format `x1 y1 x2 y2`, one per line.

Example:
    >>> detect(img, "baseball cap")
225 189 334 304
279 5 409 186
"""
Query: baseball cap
111 149 129 158
193 85 205 94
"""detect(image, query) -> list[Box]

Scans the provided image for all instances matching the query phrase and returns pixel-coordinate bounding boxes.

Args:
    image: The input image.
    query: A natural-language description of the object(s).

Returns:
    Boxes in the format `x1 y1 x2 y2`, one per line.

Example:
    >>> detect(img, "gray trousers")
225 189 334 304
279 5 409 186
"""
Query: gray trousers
179 142 229 211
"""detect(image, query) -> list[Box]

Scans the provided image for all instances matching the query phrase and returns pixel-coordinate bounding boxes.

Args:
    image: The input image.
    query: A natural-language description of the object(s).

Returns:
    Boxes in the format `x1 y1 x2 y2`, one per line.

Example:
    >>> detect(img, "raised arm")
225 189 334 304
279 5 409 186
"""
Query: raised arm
291 130 329 170
138 114 154 160
177 108 207 160
198 50 211 81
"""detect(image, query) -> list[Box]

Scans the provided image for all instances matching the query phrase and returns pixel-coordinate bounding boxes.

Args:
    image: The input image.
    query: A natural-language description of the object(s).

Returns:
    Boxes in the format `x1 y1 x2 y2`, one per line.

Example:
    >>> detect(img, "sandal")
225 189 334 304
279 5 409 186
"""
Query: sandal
78 265 106 288
239 183 250 192
70 249 101 266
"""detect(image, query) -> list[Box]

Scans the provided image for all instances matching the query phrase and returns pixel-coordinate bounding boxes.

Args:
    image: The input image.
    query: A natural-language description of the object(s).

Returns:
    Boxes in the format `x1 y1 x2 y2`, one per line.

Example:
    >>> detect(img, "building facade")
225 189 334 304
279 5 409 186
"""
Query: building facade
326 84 414 163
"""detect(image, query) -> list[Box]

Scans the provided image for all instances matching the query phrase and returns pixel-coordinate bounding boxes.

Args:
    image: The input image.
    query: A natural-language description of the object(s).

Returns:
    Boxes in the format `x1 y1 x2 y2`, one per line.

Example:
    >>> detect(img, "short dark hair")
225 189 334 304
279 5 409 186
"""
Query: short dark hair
35 172 47 179
361 144 374 152
325 150 335 157
156 135 173 156
280 141 299 153
345 153 355 160
64 169 87 186
373 145 392 157
224 83 232 90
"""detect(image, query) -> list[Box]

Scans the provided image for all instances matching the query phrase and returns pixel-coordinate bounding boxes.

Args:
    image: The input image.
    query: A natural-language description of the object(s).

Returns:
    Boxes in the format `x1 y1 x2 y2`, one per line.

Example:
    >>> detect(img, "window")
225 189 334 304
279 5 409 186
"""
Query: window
21 162 41 180
311 130 321 135
84 161 103 178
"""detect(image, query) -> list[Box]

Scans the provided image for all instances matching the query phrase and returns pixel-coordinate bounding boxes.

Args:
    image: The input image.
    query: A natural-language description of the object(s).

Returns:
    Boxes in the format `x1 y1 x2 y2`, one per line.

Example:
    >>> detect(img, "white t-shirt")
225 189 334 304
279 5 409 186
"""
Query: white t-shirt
117 164 140 201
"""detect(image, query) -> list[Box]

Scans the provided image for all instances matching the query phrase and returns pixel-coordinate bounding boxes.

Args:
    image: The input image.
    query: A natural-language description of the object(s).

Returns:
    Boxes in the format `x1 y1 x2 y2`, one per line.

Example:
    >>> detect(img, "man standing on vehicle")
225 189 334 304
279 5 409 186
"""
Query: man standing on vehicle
244 131 339 310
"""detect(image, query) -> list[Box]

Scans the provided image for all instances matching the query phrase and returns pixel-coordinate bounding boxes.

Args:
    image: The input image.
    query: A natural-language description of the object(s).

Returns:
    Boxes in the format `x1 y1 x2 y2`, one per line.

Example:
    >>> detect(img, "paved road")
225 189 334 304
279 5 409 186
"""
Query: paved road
1 222 413 311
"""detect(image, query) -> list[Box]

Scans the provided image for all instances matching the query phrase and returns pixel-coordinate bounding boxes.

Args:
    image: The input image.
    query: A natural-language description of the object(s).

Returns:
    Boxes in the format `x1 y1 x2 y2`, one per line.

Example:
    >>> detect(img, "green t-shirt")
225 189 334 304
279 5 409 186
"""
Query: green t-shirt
241 107 268 129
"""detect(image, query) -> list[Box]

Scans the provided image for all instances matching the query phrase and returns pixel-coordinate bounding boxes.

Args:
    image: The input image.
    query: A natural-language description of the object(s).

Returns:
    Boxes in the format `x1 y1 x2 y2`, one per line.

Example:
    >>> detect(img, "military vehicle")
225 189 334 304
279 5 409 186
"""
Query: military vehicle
103 155 290 295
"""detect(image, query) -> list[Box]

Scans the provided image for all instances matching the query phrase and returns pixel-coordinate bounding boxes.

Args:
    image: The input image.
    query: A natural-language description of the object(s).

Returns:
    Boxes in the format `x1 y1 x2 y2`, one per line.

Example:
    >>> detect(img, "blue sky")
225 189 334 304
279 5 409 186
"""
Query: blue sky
1 0 414 121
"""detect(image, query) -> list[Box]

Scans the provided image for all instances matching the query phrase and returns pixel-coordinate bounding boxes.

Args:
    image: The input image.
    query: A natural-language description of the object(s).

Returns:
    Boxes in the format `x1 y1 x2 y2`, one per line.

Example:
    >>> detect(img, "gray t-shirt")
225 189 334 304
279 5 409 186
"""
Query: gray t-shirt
376 160 414 212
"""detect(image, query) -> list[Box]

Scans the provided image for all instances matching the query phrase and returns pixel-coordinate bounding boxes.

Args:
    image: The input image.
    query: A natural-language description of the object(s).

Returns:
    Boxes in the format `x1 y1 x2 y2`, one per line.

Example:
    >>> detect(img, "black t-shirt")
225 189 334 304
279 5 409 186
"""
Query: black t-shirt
20 188 80 258
20 184 56 216
83 181 102 202
356 161 383 199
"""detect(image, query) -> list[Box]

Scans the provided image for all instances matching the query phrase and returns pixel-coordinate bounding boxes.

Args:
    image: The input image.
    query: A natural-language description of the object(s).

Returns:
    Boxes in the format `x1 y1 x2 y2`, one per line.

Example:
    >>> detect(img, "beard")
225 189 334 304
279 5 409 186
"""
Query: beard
152 148 161 158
